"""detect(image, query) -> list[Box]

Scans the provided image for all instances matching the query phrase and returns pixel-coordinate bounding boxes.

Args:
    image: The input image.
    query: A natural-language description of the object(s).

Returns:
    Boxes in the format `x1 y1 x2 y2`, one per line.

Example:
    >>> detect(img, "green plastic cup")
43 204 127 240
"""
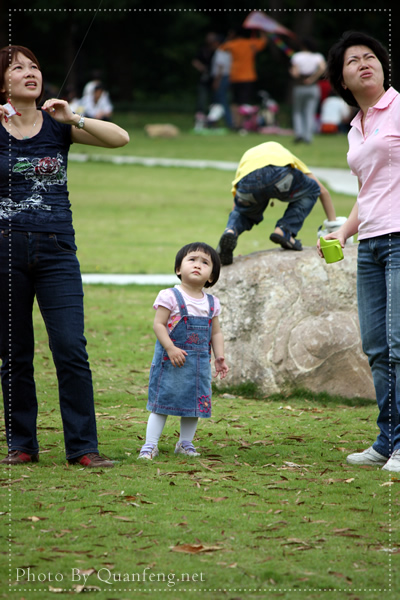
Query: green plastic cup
320 237 344 263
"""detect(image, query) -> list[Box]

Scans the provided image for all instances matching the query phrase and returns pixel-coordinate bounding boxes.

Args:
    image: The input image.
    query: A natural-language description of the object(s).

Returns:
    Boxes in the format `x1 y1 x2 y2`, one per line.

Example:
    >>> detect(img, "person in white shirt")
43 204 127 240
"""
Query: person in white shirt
81 83 113 121
320 91 352 133
289 37 326 143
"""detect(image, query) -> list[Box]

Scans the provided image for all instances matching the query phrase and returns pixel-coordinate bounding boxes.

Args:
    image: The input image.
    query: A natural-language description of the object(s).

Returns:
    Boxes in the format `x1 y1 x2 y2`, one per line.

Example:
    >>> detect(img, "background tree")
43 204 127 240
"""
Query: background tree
2 1 396 110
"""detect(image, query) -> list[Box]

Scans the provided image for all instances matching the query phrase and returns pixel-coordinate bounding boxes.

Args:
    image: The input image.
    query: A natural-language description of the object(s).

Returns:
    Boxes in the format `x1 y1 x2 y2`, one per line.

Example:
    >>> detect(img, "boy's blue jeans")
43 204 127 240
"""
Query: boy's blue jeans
225 165 320 237
357 235 400 455
0 230 98 460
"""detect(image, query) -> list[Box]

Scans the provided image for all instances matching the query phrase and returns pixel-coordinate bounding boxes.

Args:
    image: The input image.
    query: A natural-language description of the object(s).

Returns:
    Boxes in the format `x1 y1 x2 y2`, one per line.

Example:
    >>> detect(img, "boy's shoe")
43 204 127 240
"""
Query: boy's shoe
68 453 114 468
382 449 400 472
346 446 388 466
137 443 159 460
0 450 39 465
217 231 237 266
175 441 200 457
270 228 302 251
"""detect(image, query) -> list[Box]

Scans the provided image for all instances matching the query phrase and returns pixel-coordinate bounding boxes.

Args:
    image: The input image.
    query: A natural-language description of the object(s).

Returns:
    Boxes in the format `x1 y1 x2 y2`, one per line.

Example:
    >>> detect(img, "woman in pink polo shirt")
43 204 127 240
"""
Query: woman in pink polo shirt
319 31 400 472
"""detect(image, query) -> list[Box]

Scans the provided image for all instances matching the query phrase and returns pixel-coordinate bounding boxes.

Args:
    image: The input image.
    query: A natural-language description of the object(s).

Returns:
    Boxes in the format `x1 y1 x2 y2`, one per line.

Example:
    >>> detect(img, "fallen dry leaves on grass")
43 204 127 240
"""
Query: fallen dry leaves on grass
170 543 223 554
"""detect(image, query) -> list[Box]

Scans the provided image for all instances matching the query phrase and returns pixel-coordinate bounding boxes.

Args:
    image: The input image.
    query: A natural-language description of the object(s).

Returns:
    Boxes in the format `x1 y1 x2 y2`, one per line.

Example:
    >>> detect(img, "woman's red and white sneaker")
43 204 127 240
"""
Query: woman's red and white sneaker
0 450 39 465
68 453 114 468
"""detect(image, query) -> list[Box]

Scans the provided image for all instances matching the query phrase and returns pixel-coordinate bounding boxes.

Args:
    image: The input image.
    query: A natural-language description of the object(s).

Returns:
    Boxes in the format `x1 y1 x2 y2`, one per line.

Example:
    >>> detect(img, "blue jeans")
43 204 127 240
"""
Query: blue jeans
213 75 233 129
357 235 400 456
225 165 320 237
0 230 98 459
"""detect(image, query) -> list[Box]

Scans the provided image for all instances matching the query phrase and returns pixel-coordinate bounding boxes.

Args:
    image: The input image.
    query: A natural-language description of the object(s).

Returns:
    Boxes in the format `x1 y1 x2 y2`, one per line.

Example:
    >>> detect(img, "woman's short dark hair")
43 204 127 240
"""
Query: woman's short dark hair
174 242 221 288
0 45 44 105
327 31 390 108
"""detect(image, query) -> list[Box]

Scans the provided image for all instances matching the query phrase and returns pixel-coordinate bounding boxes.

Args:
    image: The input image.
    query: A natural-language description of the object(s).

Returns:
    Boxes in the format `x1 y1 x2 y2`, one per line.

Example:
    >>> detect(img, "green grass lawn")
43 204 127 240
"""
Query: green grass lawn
1 118 397 600
74 112 351 167
1 286 398 600
69 127 355 274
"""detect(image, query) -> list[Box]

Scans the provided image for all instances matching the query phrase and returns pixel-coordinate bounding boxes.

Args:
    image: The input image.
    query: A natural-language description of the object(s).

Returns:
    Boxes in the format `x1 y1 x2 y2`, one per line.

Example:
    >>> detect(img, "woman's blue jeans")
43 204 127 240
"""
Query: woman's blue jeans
225 165 320 238
213 75 233 129
0 230 98 459
357 235 400 456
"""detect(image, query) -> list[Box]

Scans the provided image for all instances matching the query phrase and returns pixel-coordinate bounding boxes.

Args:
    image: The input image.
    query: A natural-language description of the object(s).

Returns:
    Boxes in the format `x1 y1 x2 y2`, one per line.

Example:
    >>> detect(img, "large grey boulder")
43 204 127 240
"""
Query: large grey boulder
213 245 374 399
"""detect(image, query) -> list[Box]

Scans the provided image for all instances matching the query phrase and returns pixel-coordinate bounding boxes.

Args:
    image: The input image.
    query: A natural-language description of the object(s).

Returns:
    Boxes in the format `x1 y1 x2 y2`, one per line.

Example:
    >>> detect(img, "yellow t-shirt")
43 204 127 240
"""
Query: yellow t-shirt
231 142 311 196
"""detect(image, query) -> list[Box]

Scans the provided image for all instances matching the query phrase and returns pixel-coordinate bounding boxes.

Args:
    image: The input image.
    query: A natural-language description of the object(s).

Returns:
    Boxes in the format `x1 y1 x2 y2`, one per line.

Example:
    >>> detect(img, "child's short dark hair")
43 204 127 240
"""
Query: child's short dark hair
175 242 221 288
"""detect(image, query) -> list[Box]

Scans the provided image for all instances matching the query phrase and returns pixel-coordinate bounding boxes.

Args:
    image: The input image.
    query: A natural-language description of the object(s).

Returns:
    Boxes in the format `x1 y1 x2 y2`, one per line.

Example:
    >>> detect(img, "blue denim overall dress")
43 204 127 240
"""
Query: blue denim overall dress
147 287 214 418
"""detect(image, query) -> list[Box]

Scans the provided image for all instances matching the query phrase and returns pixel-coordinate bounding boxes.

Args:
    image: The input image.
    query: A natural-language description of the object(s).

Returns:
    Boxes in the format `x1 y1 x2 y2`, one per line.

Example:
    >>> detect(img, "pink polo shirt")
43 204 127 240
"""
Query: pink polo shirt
347 87 400 240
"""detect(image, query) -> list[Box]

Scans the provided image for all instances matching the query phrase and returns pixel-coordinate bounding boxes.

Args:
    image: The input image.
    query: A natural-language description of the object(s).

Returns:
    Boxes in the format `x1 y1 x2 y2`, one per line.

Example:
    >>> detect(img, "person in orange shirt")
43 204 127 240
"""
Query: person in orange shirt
220 28 268 128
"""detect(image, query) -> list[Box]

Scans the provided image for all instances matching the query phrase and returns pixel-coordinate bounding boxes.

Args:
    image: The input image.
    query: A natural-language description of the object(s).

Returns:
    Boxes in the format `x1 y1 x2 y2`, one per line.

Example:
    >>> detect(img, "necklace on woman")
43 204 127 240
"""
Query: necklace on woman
9 112 40 139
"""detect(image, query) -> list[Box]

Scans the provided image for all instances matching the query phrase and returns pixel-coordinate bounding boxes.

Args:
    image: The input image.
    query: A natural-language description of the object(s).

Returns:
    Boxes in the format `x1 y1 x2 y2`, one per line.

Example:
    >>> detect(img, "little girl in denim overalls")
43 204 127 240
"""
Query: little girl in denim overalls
138 242 229 460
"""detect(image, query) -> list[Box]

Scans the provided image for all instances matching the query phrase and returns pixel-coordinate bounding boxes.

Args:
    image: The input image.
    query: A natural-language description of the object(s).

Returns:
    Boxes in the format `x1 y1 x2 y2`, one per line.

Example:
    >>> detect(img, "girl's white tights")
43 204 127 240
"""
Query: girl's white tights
145 413 198 445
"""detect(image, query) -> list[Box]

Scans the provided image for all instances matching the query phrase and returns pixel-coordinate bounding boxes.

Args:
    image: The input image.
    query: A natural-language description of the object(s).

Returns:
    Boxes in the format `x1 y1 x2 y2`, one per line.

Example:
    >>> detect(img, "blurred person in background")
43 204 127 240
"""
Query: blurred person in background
289 37 326 143
219 28 267 129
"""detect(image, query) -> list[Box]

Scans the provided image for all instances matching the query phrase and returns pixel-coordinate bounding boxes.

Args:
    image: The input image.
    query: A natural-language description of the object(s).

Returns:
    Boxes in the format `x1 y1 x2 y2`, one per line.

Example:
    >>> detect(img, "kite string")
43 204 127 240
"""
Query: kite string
269 33 295 58
56 0 103 99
